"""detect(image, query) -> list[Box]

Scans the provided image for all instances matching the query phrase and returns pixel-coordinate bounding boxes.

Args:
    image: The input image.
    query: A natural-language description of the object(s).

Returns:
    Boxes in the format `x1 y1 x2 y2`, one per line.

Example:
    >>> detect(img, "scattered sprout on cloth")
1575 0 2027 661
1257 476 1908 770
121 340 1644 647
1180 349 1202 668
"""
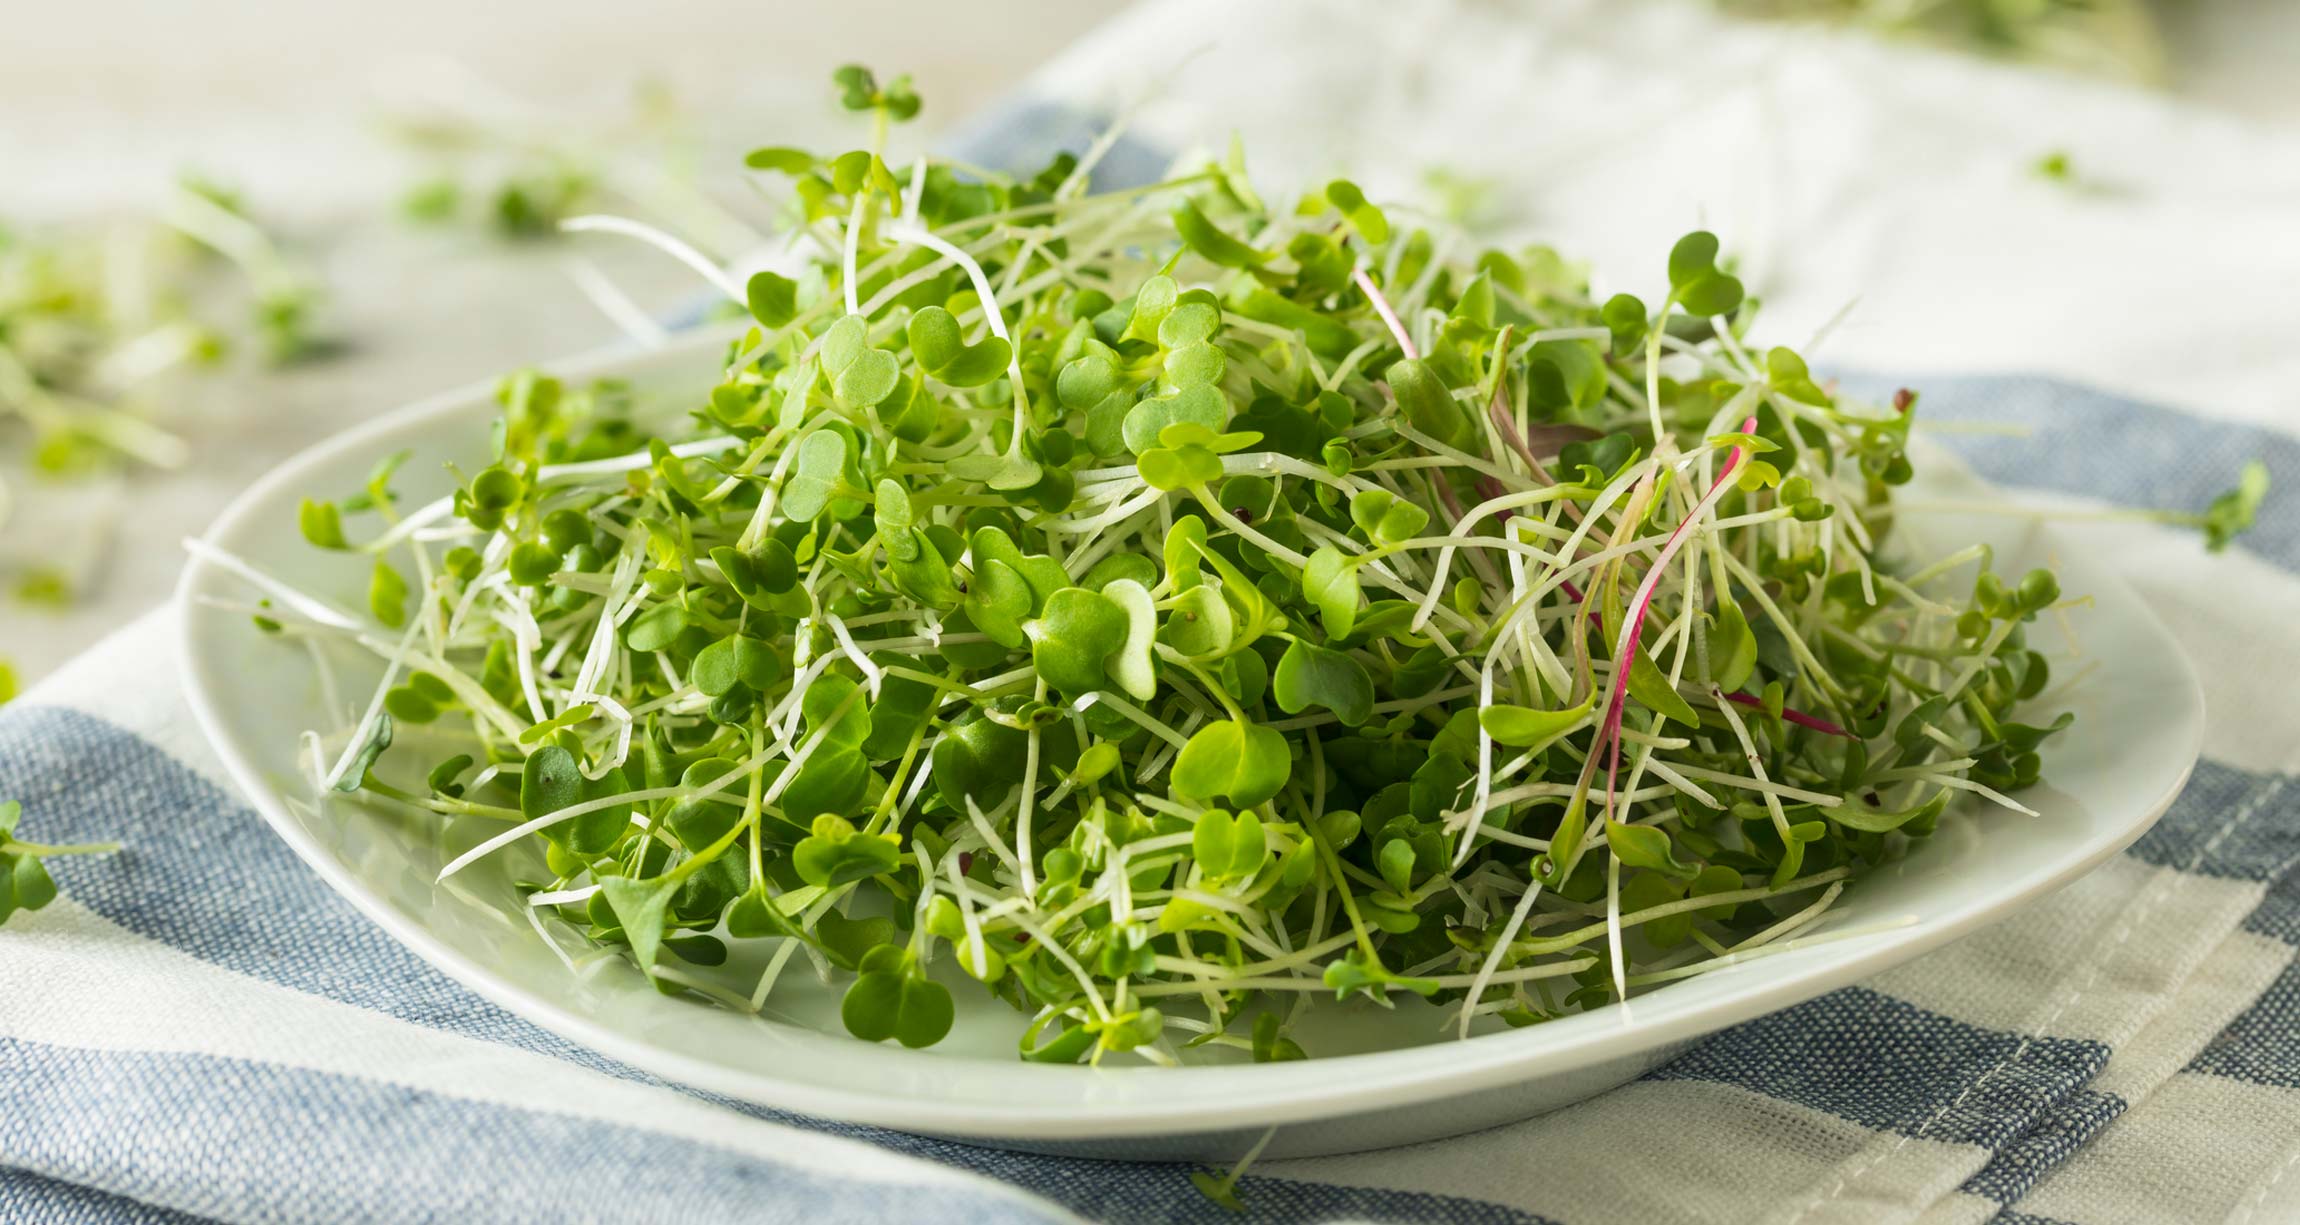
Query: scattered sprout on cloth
1 178 322 478
383 67 763 258
211 66 2252 1067
1 176 329 684
0 799 119 928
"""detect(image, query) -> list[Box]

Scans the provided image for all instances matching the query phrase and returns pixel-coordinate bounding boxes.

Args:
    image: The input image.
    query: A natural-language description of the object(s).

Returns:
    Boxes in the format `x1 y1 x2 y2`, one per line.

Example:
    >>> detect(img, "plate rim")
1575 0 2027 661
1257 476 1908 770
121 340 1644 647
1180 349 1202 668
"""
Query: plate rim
176 328 2207 1141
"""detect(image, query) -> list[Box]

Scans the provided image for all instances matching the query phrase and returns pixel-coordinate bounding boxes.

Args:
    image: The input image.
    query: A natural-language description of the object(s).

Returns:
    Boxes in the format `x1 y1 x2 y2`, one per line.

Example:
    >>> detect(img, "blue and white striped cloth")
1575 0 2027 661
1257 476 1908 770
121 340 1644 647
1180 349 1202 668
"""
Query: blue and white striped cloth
8 2 2300 1220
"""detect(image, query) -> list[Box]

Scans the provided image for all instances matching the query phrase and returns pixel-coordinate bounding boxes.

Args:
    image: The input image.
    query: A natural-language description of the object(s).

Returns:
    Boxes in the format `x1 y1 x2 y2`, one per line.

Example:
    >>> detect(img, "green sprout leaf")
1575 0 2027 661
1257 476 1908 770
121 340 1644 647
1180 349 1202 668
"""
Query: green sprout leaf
1667 230 1744 319
1272 639 1375 727
1024 587 1128 696
747 271 800 328
1479 694 1595 750
1171 199 1267 268
1301 546 1361 639
793 814 902 888
1171 721 1291 808
906 306 1012 387
2201 460 2270 552
1191 808 1269 882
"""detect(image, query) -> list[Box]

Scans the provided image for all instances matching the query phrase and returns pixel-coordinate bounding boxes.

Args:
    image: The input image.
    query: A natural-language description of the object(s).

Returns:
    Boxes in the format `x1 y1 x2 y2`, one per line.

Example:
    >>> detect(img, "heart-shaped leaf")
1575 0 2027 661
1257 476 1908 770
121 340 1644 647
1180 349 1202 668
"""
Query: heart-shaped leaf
930 714 1029 809
1171 720 1291 808
1171 199 1266 267
1121 274 1178 344
1388 358 1467 448
599 874 678 971
792 814 901 887
1121 385 1226 456
746 270 799 327
1707 596 1758 692
780 429 850 522
1024 587 1128 696
905 305 1011 387
1137 443 1223 491
1159 584 1234 658
841 950 955 1048
1191 808 1267 881
1272 639 1374 726
1604 818 1697 879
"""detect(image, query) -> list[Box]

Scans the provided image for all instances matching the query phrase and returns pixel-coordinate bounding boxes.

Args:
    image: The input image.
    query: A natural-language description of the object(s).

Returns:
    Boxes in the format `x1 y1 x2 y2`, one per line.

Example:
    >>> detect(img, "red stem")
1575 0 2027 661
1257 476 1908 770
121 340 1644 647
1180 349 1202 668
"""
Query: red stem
1721 691 1853 739
1353 266 1419 361
1597 419 1759 819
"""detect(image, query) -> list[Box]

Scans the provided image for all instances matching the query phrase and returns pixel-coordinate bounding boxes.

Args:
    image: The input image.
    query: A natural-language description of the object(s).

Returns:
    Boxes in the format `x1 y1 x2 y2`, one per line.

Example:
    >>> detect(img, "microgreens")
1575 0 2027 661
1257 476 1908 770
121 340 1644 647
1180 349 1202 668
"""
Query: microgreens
2 177 326 605
386 75 759 255
226 66 2118 1068
0 799 120 929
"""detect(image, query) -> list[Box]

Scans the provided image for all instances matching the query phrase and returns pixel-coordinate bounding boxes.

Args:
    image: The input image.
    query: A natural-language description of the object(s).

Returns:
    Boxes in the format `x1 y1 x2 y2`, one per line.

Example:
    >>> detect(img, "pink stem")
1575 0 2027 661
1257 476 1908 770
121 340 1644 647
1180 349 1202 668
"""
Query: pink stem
1721 691 1852 739
1484 389 1592 600
1490 399 1550 483
1597 419 1760 820
1353 266 1419 361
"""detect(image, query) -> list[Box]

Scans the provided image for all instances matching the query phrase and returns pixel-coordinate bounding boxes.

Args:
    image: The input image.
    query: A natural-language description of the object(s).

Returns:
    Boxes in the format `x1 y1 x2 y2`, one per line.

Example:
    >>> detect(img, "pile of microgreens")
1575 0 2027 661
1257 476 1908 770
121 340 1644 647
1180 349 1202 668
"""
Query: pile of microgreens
213 66 2191 1066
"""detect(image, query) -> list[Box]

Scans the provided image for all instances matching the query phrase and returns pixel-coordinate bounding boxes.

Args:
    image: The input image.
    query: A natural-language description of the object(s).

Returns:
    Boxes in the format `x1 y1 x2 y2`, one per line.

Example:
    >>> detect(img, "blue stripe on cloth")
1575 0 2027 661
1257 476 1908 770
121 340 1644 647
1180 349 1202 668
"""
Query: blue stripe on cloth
943 100 1170 194
1990 1211 2084 1225
1955 1088 2126 1205
2243 857 2300 949
2180 859 2300 1089
2125 762 2299 883
2187 943 2300 1091
1833 372 2297 573
1647 987 2110 1150
0 703 1551 1225
0 1033 1054 1225
0 1168 215 1225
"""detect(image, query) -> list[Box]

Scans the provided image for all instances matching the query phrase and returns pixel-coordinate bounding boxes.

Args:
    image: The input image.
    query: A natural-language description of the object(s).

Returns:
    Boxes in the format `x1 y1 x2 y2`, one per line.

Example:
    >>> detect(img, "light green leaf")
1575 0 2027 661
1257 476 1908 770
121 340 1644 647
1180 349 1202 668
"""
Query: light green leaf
1271 639 1374 726
1171 721 1291 808
1302 546 1359 639
1102 579 1158 701
1479 694 1595 749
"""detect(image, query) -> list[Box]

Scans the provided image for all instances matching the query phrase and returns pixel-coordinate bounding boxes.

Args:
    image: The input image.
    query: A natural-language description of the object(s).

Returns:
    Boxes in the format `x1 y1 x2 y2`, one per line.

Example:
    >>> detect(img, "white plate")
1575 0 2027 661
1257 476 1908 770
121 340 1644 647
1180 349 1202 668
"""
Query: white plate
177 328 2204 1161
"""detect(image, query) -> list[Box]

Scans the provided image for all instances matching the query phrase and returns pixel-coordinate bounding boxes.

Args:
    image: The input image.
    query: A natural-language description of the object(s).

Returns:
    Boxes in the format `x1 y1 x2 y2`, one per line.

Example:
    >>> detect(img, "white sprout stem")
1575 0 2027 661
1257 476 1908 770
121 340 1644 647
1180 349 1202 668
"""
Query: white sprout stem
1457 878 1544 1039
841 194 867 317
564 257 672 349
320 615 425 790
184 538 363 631
561 214 746 303
884 222 1031 425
